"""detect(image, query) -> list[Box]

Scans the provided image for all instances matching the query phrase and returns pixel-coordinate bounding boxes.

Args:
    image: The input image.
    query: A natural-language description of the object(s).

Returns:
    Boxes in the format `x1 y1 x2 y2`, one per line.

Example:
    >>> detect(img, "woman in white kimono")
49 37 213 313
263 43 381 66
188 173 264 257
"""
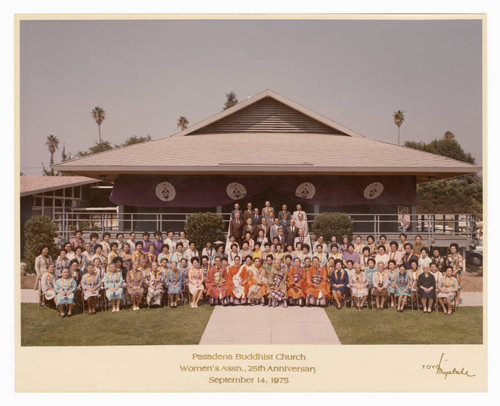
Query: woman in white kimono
350 263 368 310
41 263 57 306
81 263 101 314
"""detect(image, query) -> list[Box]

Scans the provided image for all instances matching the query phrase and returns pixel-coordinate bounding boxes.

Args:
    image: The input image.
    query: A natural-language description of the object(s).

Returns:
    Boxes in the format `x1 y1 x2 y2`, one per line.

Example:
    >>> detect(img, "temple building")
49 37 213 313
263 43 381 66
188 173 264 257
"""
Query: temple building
53 89 480 233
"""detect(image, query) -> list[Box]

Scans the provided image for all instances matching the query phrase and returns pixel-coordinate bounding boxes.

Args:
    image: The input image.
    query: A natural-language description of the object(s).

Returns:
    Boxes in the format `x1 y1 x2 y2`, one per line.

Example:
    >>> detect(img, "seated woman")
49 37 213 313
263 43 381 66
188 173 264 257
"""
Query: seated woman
408 260 420 308
206 256 229 305
146 261 165 308
287 257 306 306
166 260 182 307
305 256 330 306
386 260 397 308
188 257 205 308
247 257 268 305
125 260 144 310
81 263 101 314
54 268 77 317
394 265 411 312
350 263 368 310
103 262 124 312
417 265 436 313
41 263 57 307
437 265 459 315
267 258 288 308
371 261 389 310
330 259 349 309
226 255 248 305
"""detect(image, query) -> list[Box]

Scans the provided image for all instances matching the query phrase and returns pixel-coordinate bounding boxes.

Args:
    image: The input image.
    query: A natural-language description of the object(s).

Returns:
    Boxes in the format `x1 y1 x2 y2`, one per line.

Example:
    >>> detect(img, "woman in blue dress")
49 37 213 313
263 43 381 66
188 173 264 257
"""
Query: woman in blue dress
330 259 349 309
54 268 77 317
386 259 397 308
103 262 124 312
166 261 183 307
395 265 411 312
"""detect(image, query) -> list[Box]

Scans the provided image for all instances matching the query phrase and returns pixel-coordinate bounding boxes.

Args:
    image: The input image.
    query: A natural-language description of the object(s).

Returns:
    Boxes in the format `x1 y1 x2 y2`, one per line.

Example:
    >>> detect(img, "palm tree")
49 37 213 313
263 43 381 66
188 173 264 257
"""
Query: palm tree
45 134 60 165
91 106 106 142
393 110 405 146
223 91 238 110
443 131 455 140
177 116 189 131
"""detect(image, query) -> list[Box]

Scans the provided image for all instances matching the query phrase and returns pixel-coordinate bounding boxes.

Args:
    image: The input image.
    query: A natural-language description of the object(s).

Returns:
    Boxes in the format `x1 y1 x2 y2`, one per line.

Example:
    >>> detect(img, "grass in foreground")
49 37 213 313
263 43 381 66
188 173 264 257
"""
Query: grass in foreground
21 303 214 346
324 306 483 345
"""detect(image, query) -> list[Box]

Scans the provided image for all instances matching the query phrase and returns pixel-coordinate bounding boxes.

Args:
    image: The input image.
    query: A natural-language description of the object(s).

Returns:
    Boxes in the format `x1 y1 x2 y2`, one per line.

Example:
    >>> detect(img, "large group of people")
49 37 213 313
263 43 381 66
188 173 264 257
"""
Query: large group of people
34 203 464 318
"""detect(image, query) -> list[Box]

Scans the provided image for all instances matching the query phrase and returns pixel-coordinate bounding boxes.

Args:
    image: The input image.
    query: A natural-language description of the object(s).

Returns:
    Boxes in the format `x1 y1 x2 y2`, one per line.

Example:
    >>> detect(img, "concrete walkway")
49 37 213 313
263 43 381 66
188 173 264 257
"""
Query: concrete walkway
200 305 341 345
21 289 39 303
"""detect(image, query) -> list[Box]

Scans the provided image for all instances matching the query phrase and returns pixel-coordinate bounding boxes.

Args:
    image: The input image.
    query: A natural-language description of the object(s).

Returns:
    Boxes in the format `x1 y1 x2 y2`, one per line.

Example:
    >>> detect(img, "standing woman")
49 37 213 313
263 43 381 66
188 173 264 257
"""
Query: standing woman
437 266 459 315
41 263 57 307
188 257 205 308
166 260 182 307
121 243 133 278
103 263 124 312
54 268 77 317
81 264 101 314
107 242 120 267
126 260 144 310
417 265 436 313
34 245 53 291
330 259 349 309
92 244 108 269
146 261 165 308
132 241 144 264
394 265 411 312
386 260 397 308
54 249 69 279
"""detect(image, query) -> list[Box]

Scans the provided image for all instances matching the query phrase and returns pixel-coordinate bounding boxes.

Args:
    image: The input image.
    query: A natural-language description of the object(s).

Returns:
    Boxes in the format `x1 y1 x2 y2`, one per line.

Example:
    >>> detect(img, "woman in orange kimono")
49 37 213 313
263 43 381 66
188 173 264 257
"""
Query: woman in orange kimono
305 256 330 306
205 256 229 306
287 257 306 306
247 257 268 305
226 255 248 305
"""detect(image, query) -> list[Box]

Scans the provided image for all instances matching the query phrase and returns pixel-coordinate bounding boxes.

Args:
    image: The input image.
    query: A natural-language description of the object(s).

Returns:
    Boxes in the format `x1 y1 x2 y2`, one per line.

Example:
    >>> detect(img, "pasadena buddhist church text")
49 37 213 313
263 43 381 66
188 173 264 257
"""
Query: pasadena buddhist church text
192 352 306 360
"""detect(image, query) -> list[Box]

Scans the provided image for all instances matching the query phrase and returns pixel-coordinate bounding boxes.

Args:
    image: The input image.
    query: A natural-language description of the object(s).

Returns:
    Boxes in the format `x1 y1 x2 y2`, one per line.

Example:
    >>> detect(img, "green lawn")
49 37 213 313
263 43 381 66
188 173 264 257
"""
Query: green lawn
324 306 483 345
21 303 214 346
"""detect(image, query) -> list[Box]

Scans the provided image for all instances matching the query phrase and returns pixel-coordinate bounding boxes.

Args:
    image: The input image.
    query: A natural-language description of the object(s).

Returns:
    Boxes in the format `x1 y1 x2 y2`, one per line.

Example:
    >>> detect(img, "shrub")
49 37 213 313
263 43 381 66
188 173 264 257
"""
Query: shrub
311 212 353 242
184 212 226 249
23 216 58 273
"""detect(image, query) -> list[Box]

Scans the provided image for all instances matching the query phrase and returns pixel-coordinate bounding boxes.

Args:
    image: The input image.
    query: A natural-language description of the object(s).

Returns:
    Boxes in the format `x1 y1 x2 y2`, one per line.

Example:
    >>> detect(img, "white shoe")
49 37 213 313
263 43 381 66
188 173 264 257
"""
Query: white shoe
112 309 116 312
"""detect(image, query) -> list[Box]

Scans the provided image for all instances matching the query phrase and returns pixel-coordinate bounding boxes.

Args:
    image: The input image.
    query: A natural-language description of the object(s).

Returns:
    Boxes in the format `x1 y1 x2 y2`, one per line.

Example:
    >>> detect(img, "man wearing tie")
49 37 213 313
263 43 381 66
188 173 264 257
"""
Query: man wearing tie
270 218 281 242
251 208 261 227
279 212 290 230
285 219 299 247
295 213 309 236
229 212 244 244
292 204 308 222
294 229 311 250
266 211 276 227
231 203 243 220
242 218 256 241
243 202 253 223
256 217 270 240
278 204 291 221
261 201 275 221
276 228 286 247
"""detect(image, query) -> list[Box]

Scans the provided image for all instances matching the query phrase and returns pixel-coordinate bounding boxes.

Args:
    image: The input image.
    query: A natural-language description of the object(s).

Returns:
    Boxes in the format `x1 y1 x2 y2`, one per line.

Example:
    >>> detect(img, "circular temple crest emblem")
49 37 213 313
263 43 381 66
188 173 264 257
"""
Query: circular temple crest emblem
363 182 384 200
226 182 247 200
155 181 176 202
295 182 316 199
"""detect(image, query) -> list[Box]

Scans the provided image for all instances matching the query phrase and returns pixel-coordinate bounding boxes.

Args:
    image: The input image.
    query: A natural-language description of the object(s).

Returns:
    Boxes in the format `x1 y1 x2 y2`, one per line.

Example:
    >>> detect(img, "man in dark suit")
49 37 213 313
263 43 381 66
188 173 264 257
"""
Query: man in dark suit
229 212 244 243
243 202 253 223
251 208 261 227
279 212 290 230
231 203 243 220
278 204 291 221
242 218 256 241
285 219 299 247
256 217 270 240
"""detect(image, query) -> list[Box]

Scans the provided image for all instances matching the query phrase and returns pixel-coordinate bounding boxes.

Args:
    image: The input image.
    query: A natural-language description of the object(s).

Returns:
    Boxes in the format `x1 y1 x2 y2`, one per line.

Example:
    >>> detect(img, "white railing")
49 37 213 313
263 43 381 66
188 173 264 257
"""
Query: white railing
53 210 481 249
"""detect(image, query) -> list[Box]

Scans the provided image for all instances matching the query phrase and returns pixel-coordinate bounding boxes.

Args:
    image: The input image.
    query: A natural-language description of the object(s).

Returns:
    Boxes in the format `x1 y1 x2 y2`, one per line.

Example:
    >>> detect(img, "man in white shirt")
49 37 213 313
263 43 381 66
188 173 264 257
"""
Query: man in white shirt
126 232 136 252
292 204 308 222
163 231 175 252
270 218 281 242
295 213 309 236
294 229 311 250
313 235 328 253
202 241 216 267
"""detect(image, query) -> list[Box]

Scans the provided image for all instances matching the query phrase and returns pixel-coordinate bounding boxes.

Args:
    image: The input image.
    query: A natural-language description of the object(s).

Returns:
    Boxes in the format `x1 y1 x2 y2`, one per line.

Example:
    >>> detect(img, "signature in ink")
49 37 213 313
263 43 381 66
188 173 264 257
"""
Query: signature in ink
422 353 476 379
